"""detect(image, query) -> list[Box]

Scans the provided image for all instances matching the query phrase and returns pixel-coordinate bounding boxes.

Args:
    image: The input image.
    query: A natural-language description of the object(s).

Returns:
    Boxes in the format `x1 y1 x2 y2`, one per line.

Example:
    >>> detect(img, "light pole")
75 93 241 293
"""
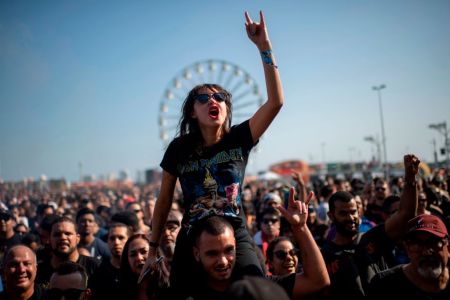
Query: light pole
321 142 327 174
364 135 381 164
428 122 449 169
372 84 389 180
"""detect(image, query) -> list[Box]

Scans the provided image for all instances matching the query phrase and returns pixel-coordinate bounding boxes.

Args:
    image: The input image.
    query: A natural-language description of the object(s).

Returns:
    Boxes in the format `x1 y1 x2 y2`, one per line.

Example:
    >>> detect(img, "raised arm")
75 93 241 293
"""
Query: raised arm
277 187 330 299
384 154 420 241
245 11 284 144
138 170 177 283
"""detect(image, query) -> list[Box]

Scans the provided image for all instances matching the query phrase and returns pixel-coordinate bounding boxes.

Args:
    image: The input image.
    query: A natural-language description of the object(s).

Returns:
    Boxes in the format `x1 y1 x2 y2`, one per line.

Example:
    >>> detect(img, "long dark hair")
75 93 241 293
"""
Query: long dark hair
177 83 232 141
119 233 150 292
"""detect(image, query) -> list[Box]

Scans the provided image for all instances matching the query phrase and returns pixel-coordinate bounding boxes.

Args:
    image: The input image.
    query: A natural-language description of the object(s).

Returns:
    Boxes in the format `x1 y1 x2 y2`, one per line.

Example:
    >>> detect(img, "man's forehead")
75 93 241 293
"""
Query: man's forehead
53 221 76 232
7 246 36 263
80 213 95 220
198 228 236 249
50 273 85 290
109 226 128 236
335 199 357 208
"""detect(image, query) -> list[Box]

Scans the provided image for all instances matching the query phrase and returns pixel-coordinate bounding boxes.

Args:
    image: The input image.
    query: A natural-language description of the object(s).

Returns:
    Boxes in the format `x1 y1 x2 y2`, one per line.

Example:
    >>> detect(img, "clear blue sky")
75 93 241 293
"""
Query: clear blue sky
1 0 449 182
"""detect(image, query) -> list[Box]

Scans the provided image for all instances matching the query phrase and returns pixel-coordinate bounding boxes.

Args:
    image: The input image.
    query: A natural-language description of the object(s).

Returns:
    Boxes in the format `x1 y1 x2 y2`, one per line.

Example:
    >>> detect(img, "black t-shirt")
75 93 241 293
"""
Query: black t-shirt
0 233 22 264
321 224 407 299
0 285 43 300
89 259 121 300
368 265 450 299
36 254 100 287
161 120 255 225
320 237 365 299
356 223 398 287
184 274 296 300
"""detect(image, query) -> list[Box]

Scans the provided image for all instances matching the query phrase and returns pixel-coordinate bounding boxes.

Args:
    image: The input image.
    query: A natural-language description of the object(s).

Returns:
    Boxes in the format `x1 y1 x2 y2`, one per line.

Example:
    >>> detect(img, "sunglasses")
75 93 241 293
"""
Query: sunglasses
47 288 85 300
263 217 279 225
134 209 142 213
274 249 298 260
194 93 227 104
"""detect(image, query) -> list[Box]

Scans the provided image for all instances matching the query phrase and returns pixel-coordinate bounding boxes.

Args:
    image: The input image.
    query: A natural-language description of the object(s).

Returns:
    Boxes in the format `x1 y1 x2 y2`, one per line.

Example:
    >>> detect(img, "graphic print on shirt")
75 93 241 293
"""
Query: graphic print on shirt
188 167 240 223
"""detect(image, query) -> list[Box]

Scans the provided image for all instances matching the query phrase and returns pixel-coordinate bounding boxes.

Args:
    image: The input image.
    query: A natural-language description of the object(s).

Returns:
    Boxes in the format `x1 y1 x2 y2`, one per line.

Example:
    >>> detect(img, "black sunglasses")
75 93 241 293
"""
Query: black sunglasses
194 93 227 104
263 217 279 225
47 288 85 300
274 249 298 260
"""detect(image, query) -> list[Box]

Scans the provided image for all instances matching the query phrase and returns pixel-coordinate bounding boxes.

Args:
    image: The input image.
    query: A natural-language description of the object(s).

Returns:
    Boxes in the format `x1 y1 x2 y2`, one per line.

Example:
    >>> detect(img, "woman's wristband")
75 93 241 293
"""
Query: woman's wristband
260 49 278 69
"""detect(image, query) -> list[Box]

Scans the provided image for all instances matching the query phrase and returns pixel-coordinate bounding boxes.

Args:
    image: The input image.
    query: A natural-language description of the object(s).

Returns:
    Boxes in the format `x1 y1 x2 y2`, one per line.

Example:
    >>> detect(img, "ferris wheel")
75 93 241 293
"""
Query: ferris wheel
158 59 264 147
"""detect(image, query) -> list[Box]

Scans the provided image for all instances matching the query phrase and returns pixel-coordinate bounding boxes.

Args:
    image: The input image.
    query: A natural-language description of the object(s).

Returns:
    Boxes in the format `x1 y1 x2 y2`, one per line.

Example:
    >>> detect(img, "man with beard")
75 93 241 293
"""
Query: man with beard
35 216 100 287
0 245 43 300
320 154 420 299
159 210 182 271
89 223 131 300
368 214 449 299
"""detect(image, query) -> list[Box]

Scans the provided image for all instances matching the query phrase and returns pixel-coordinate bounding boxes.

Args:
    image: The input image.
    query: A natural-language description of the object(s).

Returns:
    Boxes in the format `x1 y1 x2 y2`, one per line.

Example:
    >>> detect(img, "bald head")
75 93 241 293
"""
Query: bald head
4 245 37 265
3 245 37 293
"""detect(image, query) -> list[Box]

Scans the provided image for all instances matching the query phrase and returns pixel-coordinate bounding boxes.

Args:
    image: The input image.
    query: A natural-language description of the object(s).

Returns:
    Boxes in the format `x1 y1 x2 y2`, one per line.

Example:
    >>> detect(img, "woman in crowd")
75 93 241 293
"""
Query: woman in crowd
120 234 151 299
142 10 284 297
266 237 299 276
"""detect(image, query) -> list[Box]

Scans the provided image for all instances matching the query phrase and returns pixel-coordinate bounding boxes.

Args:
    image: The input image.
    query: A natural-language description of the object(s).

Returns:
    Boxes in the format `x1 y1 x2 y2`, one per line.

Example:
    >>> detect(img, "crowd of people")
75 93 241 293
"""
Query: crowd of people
1 10 449 300
0 155 449 299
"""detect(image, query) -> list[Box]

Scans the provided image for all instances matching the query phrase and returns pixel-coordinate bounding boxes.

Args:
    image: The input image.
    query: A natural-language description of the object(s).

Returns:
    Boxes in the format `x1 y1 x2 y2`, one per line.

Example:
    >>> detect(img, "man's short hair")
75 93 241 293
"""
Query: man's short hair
40 214 60 232
111 211 140 232
75 208 96 223
320 185 334 199
328 191 354 212
191 216 234 246
108 222 132 237
51 216 77 232
382 195 400 213
36 204 54 216
53 261 88 288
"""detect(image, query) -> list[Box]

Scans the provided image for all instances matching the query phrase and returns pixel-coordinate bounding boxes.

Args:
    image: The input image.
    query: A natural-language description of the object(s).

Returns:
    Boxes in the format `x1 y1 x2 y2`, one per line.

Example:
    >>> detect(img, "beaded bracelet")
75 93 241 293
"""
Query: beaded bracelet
260 49 278 69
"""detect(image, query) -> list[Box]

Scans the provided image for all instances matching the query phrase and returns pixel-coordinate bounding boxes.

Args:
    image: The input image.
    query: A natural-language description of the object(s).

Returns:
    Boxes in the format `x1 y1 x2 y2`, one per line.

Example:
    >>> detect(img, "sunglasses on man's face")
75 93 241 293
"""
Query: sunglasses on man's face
274 249 298 260
263 217 279 225
47 288 85 300
194 93 227 104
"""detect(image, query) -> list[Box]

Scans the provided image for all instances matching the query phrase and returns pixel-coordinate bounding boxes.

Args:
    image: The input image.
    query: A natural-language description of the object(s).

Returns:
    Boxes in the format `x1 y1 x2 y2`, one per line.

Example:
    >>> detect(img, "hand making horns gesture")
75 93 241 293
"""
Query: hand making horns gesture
245 11 272 50
277 186 315 229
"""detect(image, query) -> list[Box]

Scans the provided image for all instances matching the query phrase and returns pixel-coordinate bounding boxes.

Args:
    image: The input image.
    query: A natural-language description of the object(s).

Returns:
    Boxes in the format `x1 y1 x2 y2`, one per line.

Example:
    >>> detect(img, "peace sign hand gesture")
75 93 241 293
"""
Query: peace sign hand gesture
245 11 271 51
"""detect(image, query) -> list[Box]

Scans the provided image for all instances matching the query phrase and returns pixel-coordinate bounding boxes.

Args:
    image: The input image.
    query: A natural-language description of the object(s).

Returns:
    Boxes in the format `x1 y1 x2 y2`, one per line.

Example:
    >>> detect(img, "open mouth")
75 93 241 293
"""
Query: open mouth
283 263 295 269
58 242 70 249
208 106 219 119
16 275 29 282
215 265 230 275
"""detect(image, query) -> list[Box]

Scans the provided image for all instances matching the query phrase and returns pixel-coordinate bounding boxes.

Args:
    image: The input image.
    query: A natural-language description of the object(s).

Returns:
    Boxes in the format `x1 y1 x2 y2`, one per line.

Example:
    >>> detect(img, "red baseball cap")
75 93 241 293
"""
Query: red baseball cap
407 214 448 239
